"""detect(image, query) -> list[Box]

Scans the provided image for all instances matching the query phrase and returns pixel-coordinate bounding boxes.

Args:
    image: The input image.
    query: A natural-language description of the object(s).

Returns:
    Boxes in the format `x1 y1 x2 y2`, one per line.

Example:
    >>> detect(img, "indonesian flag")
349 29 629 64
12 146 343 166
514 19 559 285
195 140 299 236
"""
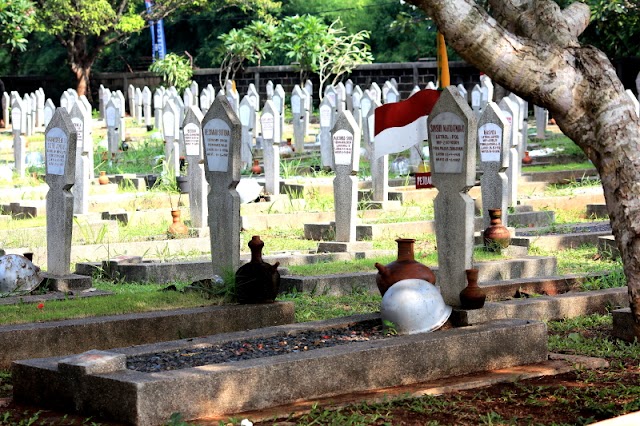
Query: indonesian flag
373 89 441 160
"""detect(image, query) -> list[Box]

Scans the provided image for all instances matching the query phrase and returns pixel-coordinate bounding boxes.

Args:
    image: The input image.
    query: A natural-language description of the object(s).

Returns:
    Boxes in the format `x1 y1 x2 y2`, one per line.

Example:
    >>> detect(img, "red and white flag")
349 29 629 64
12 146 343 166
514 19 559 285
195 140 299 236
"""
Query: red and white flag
373 89 440 160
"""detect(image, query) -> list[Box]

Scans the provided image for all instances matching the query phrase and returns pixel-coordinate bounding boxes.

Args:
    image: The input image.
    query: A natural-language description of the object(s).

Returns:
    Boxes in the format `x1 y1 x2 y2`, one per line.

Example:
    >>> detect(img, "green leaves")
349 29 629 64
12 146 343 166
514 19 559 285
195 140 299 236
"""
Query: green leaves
148 53 193 90
0 0 36 52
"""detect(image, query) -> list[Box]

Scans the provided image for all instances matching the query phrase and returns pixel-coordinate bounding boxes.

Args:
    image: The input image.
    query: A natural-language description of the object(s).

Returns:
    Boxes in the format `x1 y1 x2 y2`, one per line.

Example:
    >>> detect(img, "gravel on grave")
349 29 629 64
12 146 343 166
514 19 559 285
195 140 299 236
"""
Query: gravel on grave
515 222 611 237
126 319 390 373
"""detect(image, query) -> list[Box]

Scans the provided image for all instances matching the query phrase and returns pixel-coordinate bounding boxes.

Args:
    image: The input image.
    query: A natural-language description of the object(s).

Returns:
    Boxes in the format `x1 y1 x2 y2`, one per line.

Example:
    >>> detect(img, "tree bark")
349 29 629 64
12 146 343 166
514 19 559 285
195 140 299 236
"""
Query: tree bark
407 0 640 337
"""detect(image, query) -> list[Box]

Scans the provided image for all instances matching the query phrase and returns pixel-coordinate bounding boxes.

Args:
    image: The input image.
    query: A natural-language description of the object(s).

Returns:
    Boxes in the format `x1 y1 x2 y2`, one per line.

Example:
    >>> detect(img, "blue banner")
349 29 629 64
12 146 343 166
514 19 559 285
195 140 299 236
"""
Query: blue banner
145 1 166 61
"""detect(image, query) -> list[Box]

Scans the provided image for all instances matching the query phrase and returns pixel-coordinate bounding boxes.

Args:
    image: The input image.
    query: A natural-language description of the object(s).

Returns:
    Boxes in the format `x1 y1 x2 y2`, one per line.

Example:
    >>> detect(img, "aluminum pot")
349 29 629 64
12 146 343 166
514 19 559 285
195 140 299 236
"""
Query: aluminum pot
0 254 43 295
380 278 452 334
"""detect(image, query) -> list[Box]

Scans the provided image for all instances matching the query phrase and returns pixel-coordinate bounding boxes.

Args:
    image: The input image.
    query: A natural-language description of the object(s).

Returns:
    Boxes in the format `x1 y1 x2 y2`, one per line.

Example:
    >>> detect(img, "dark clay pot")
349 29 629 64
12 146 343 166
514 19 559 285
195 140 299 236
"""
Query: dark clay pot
459 268 486 309
374 238 436 296
235 236 280 304
483 208 511 252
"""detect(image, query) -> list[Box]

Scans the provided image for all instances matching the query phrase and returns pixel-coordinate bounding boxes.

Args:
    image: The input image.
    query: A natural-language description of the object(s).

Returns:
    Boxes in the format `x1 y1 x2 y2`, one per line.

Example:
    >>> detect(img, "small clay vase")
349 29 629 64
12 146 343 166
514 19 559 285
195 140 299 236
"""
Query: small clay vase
375 238 436 296
522 151 533 165
98 171 109 185
235 236 280 304
167 210 189 236
483 208 511 252
251 159 262 175
459 268 486 309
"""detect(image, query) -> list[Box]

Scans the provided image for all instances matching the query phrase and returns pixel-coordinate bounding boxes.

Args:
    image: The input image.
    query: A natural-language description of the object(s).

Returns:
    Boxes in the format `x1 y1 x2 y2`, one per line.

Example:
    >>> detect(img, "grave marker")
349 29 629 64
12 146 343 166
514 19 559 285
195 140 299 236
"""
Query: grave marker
261 100 280 195
11 98 26 177
319 96 334 170
239 96 255 170
457 84 468 103
428 86 477 306
45 108 77 276
69 102 90 214
273 85 285 142
128 85 136 119
498 97 519 207
142 86 153 129
331 110 360 242
367 99 387 202
163 100 180 177
471 84 482 114
200 89 210 116
105 98 119 163
36 89 45 127
154 88 163 130
202 95 242 275
345 79 354 111
384 84 400 104
266 80 274 100
351 85 363 130
534 105 548 139
135 87 143 120
370 82 382 103
183 105 207 228
44 99 55 127
478 102 510 230
2 92 9 128
291 85 305 152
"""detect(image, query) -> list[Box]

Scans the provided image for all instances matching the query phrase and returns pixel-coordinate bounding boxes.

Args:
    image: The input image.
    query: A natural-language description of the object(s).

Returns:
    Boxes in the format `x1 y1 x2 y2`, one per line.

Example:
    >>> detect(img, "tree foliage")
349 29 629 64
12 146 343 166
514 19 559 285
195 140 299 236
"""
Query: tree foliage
148 52 192 90
0 0 36 52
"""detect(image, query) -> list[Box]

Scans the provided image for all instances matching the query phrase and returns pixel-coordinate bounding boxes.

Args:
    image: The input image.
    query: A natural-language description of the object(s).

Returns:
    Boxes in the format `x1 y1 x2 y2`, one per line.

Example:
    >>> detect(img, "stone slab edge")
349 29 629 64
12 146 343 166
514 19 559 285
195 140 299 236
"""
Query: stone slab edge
12 318 547 426
0 302 294 368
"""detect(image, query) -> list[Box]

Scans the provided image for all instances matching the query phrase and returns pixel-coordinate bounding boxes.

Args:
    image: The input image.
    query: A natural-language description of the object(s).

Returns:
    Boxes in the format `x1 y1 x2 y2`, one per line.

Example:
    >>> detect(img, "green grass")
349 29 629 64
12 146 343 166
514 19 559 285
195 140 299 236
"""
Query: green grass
524 161 595 173
0 280 223 326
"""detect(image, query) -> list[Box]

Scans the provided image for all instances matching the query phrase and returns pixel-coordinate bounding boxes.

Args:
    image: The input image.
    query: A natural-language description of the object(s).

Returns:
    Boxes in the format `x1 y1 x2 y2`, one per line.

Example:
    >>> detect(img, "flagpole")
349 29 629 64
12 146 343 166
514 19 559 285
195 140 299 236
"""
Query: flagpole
437 32 450 90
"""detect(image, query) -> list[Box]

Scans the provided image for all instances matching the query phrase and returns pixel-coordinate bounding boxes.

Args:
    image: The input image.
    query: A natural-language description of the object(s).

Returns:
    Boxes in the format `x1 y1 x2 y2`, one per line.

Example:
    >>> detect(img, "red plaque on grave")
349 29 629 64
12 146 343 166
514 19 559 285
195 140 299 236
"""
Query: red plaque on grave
415 172 433 189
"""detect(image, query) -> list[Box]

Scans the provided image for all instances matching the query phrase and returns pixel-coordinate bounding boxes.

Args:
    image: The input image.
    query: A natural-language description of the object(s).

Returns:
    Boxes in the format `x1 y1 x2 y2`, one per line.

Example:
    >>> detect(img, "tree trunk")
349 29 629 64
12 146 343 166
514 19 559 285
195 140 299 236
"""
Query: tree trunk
67 34 98 101
407 0 640 337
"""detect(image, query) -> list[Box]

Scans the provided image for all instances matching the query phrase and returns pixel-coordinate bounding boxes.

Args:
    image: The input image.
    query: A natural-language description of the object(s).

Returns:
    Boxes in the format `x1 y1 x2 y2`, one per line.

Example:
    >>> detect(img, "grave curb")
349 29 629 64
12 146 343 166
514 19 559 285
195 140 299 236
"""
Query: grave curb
0 302 294 369
12 317 547 425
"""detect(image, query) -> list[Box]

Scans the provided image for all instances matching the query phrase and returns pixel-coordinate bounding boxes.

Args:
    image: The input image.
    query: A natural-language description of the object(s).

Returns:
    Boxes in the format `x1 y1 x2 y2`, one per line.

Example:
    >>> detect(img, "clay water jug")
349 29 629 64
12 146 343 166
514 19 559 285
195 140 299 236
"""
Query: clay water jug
251 159 262 174
375 238 436 296
459 268 486 309
522 151 533 165
98 171 109 185
167 210 188 236
483 208 511 252
235 236 280 304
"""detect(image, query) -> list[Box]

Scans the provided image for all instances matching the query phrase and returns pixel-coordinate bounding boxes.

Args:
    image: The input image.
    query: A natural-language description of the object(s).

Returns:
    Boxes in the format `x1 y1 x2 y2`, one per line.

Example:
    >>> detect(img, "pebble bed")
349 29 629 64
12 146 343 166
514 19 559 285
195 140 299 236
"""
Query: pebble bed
127 319 389 373
516 222 611 237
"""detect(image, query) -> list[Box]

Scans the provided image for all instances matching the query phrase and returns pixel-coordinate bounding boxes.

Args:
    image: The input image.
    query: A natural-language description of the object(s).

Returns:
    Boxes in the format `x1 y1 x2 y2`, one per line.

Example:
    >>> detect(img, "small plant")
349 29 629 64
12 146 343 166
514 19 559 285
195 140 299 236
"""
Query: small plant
148 53 193 91
383 319 398 335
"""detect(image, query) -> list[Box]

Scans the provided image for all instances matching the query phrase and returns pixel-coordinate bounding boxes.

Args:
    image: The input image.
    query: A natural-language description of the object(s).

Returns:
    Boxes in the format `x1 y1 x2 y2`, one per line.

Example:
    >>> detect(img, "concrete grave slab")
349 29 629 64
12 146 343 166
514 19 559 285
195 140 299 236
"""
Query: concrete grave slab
12 316 547 425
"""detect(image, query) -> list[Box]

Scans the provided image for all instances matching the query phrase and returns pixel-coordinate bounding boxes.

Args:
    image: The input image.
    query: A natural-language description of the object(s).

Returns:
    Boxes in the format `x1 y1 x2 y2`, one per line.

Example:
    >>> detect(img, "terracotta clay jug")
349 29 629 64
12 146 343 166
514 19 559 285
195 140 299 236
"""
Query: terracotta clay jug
375 238 436 296
167 210 189 236
98 171 109 185
235 236 280 303
459 268 486 309
483 208 511 252
251 159 262 174
522 151 533 165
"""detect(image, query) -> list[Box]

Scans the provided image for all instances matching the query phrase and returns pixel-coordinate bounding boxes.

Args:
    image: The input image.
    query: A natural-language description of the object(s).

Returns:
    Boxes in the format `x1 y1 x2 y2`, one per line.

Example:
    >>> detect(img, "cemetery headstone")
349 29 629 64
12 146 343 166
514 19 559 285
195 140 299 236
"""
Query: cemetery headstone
247 83 259 111
335 82 346 112
202 95 242 275
367 99 388 202
351 85 363 130
190 81 199 104
105 98 119 163
79 96 94 178
266 80 274 100
302 85 311 137
273 84 285 142
36 89 45 127
135 87 143 120
425 81 437 90
345 79 354 111
45 108 77 277
480 75 494 108
478 102 510 230
384 84 400 104
11 98 26 177
457 84 468 103
115 91 126 142
2 92 9 128
331 110 361 242
427 86 477 306
43 99 55 128
498 97 519 207
200 89 210 116
239 96 255 170
471 84 482 114
143 86 153 130
128 85 136 119
409 85 421 98
291 85 306 152
261 100 280 196
183 105 207 228
319 96 334 170
534 105 548 139
163 100 180 177
69 102 90 214
154 88 163 130
625 89 639 117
